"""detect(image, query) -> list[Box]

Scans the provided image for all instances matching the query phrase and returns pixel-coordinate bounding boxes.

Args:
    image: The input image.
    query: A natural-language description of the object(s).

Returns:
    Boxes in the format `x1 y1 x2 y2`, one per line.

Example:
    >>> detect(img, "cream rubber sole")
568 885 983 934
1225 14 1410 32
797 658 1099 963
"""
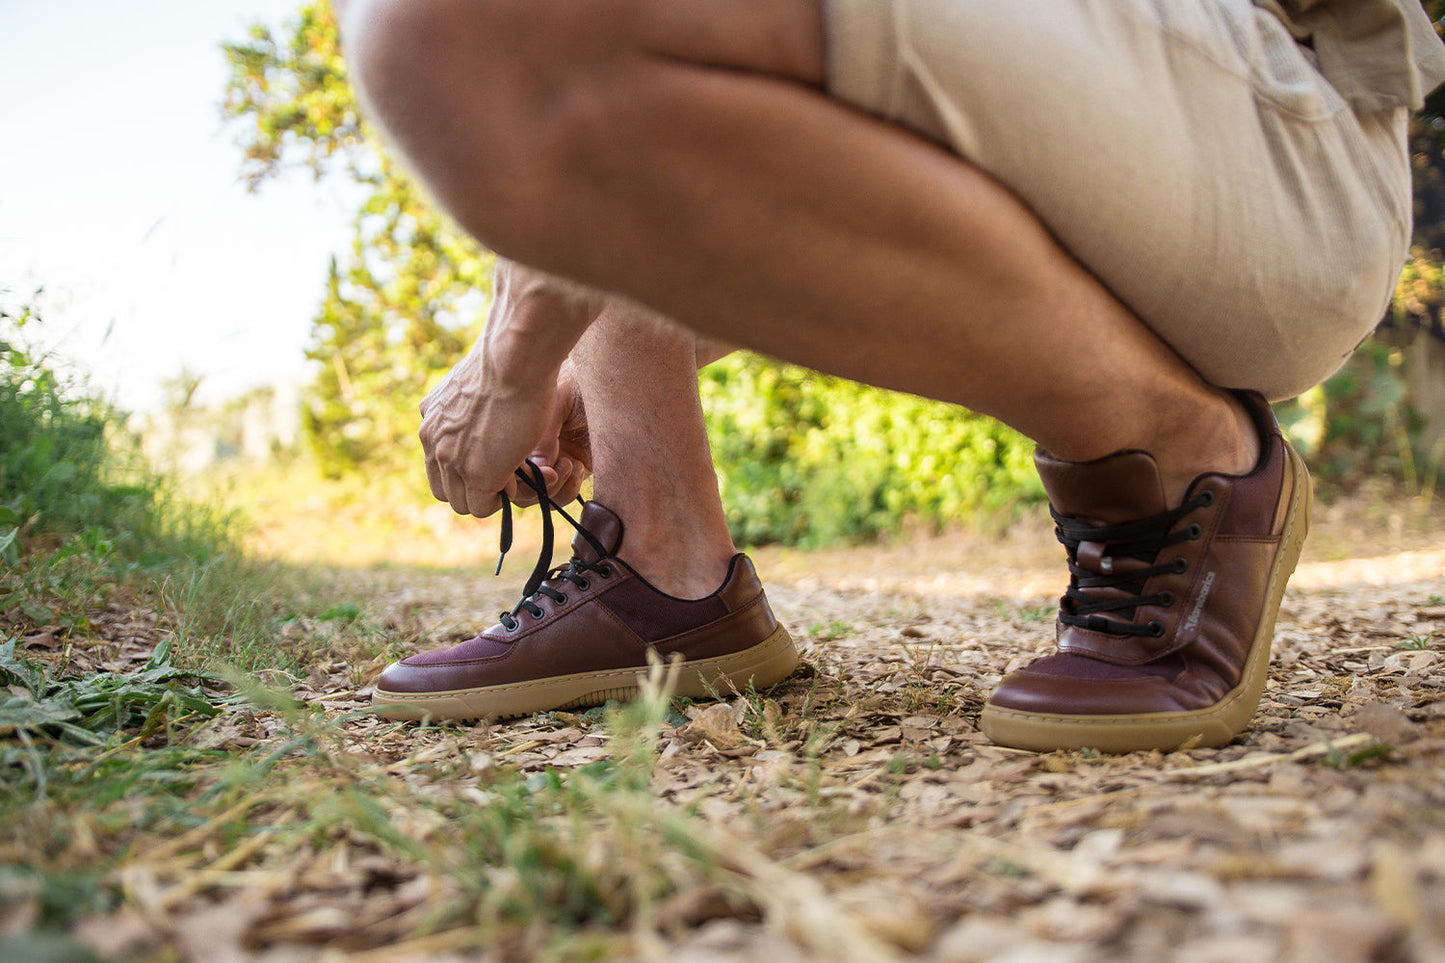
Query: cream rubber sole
371 624 799 722
980 443 1313 753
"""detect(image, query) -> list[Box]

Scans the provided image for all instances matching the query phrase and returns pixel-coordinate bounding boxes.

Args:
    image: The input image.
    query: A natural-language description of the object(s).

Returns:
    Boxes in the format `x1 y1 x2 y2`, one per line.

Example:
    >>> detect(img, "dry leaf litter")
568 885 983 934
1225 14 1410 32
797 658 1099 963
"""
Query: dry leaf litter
6 496 1444 963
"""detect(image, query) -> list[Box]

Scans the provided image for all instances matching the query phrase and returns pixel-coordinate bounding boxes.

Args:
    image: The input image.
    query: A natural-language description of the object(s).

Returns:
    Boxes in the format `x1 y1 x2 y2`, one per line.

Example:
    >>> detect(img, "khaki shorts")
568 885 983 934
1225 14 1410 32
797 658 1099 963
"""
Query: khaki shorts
822 0 1412 400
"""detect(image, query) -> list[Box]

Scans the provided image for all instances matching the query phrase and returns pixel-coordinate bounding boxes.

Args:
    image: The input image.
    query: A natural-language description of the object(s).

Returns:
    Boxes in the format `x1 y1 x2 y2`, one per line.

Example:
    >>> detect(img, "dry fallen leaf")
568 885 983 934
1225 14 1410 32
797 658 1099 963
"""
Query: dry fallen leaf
679 702 748 750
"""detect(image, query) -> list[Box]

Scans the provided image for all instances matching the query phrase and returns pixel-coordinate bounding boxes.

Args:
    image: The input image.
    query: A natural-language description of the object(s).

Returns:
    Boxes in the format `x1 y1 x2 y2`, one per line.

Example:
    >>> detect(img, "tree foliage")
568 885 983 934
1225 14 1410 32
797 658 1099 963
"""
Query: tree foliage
0 295 235 573
700 355 1041 547
222 2 492 477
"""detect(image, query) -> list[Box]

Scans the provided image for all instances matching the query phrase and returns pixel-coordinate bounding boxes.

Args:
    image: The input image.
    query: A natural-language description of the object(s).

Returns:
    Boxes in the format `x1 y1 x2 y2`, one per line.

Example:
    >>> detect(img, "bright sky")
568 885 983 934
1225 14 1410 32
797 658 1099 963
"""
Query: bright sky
0 0 362 412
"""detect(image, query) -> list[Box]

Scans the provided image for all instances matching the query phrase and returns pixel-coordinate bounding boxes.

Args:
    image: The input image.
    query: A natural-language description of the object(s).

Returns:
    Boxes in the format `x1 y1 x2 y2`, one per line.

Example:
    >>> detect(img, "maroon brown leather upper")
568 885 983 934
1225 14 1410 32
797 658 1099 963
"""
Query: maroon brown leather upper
988 393 1295 716
377 503 784 694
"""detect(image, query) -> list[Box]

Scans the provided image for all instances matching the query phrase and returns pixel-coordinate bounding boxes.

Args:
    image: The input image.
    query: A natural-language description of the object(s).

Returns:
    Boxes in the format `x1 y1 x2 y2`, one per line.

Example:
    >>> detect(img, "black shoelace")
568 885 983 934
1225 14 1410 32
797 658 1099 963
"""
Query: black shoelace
1054 490 1214 638
493 460 612 632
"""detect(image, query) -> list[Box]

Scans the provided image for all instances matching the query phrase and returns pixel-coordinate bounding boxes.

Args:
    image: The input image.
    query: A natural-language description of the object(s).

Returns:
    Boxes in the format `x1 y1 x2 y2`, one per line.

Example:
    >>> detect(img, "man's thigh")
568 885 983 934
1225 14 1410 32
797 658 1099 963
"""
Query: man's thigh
822 0 1411 398
343 0 829 132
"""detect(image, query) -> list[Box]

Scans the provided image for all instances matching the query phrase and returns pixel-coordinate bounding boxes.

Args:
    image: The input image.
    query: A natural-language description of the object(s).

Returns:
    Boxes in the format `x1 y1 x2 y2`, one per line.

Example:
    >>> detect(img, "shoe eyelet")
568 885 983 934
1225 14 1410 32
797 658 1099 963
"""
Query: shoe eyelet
1198 490 1214 507
1172 557 1188 574
574 578 590 591
1158 591 1175 607
555 594 568 606
598 566 613 578
1186 523 1203 540
1147 621 1166 638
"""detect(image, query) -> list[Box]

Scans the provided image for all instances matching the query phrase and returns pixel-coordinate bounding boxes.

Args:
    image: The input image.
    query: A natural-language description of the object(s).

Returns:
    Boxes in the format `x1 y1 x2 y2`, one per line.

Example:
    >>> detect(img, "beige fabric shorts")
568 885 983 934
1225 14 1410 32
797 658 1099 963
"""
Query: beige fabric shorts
822 0 1413 400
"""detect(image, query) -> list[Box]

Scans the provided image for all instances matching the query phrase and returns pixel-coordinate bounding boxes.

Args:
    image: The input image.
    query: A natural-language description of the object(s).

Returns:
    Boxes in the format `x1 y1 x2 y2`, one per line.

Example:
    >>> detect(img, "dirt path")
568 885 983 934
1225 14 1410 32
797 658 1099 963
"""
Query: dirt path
320 497 1445 963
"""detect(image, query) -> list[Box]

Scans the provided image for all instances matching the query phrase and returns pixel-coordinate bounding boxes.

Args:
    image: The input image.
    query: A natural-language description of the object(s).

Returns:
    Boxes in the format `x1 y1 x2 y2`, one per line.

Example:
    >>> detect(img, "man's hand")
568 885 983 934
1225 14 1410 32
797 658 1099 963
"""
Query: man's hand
517 362 592 507
418 347 558 517
419 261 603 517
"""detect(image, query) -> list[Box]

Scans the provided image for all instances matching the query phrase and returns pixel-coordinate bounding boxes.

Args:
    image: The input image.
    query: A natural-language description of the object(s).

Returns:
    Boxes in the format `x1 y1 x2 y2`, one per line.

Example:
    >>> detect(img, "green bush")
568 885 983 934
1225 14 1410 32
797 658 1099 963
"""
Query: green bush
1274 334 1439 495
700 353 1043 547
0 301 233 571
0 298 300 672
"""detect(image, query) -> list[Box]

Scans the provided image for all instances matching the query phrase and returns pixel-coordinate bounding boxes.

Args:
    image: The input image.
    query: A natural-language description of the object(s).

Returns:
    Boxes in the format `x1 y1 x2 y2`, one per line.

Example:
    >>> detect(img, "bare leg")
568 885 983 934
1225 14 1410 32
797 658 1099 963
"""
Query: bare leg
346 0 1256 508
571 302 737 599
353 0 1317 747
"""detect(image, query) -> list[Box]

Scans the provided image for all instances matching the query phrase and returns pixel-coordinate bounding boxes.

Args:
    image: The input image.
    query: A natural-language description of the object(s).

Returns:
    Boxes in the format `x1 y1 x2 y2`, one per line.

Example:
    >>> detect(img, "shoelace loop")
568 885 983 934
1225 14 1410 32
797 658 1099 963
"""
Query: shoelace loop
494 460 611 633
1054 489 1214 638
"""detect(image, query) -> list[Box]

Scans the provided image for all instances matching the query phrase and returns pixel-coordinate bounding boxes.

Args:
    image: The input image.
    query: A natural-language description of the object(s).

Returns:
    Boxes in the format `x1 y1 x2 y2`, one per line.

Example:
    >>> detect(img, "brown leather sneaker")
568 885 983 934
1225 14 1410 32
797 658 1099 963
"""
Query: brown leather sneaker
371 500 799 721
980 393 1312 753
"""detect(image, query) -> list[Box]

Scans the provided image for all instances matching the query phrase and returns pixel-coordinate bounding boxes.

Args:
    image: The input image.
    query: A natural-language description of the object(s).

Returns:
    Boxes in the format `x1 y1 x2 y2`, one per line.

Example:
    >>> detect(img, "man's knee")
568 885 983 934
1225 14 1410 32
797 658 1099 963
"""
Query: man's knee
342 0 480 116
342 0 499 163
342 0 609 244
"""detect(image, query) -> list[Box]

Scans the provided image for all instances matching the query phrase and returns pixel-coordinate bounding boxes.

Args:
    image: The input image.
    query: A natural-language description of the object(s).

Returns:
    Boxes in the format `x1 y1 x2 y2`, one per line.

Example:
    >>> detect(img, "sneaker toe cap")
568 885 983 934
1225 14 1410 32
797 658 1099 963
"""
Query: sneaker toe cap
988 653 1199 716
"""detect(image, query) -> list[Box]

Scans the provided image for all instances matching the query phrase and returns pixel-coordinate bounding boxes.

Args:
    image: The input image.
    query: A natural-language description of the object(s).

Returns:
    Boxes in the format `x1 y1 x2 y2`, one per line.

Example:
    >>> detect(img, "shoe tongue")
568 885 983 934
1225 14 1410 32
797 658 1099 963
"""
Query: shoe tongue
1034 448 1171 526
572 501 624 562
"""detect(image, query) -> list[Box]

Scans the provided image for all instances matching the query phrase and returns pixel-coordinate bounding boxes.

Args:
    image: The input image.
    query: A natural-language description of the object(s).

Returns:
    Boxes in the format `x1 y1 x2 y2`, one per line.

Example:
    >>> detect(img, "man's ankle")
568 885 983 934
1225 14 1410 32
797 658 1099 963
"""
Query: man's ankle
1150 390 1262 507
621 544 738 600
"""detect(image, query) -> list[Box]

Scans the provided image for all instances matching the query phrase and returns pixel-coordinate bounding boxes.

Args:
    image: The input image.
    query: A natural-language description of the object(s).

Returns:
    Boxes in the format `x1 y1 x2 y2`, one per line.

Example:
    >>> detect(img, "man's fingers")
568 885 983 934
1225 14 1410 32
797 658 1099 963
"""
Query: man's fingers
497 460 592 508
426 453 511 518
425 457 448 505
458 480 504 518
442 467 473 516
552 462 587 501
549 457 584 500
505 463 554 508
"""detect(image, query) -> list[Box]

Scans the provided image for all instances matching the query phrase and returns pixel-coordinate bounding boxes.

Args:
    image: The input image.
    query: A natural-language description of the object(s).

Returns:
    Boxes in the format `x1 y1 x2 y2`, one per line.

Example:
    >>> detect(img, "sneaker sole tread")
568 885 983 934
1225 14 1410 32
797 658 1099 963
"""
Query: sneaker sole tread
371 624 799 721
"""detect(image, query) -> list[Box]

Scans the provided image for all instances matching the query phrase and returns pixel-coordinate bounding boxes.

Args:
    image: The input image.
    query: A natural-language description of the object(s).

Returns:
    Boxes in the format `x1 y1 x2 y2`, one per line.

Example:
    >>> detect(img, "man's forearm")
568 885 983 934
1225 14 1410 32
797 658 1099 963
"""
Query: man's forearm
480 260 608 394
